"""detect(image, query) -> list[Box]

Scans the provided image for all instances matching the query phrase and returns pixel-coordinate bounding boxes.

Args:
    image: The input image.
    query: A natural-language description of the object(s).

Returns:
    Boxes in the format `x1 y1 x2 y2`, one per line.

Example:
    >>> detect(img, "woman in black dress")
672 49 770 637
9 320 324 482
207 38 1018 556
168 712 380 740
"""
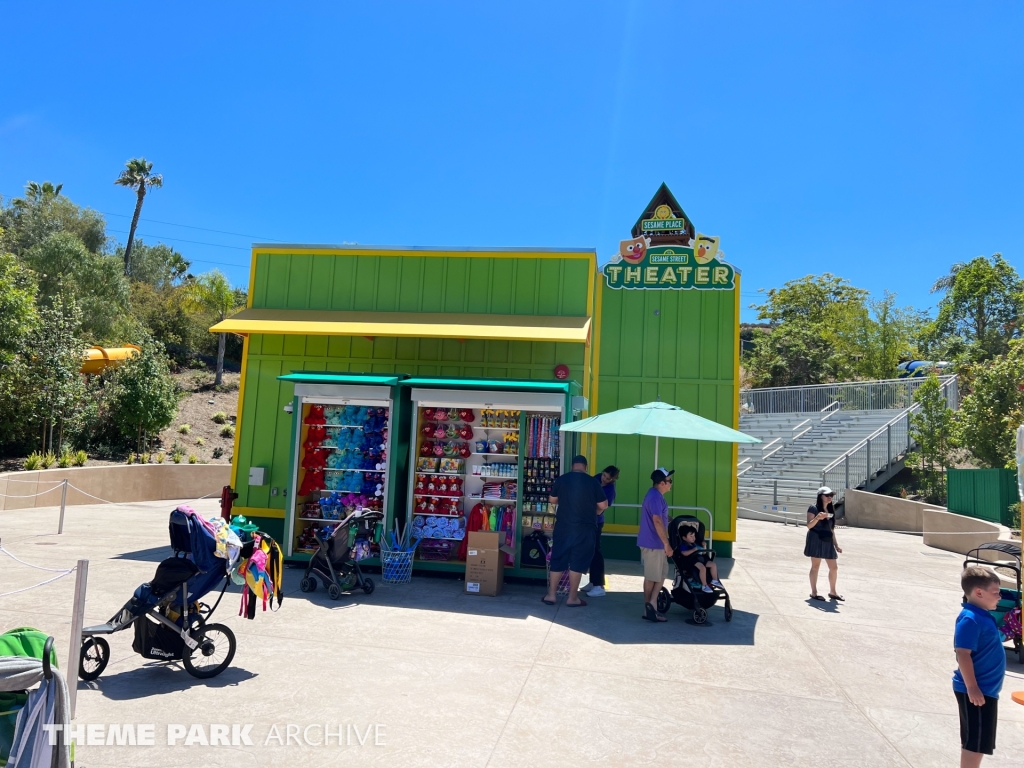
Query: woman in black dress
805 486 843 602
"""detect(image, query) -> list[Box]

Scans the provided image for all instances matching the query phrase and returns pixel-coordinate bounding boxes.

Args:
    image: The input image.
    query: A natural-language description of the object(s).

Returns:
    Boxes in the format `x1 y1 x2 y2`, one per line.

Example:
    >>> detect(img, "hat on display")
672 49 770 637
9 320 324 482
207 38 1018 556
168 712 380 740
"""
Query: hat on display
816 486 834 496
571 454 588 467
651 467 675 484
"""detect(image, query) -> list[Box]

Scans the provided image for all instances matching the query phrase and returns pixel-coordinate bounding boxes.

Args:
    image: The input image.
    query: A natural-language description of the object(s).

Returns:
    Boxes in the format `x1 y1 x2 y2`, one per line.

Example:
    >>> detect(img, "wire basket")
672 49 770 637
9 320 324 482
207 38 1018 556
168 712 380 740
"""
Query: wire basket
381 550 414 584
545 561 571 596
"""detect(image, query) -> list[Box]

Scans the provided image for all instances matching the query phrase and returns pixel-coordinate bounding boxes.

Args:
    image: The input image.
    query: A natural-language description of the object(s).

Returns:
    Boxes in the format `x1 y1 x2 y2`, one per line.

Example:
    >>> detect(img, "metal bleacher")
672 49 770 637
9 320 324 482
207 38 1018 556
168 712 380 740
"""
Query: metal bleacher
736 377 958 524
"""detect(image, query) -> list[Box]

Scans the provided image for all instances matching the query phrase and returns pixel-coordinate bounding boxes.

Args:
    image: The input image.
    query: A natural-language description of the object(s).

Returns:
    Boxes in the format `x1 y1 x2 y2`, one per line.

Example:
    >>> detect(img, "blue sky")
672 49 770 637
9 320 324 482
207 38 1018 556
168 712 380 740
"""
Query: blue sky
2 2 1021 322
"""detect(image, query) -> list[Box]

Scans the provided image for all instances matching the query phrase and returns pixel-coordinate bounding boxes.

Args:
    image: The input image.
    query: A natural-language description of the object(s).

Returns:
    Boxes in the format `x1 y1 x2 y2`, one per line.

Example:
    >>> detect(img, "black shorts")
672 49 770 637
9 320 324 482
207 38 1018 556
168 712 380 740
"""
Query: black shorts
549 525 597 574
955 691 998 755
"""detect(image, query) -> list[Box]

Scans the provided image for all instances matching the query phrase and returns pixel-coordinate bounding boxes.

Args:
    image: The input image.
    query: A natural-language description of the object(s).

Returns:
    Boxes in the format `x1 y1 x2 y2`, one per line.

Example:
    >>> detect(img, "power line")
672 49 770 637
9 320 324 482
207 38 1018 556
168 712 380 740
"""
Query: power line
106 228 250 252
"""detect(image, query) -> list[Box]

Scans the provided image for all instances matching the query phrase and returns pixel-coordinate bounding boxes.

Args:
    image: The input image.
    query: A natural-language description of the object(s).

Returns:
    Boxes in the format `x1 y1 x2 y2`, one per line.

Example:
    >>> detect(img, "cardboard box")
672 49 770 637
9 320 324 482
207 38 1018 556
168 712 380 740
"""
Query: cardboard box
464 531 505 596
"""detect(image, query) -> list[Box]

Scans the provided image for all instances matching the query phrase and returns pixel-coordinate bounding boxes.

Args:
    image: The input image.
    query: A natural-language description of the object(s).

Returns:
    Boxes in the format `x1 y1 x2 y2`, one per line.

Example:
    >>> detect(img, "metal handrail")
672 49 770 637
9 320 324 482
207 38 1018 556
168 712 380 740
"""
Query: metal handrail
740 376 957 414
604 503 714 545
741 375 959 505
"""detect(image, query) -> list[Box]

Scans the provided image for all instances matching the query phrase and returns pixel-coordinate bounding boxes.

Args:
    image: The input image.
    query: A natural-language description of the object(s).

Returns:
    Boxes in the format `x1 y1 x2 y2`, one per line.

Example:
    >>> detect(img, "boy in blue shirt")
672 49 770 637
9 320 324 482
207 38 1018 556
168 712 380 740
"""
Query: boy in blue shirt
953 566 1006 767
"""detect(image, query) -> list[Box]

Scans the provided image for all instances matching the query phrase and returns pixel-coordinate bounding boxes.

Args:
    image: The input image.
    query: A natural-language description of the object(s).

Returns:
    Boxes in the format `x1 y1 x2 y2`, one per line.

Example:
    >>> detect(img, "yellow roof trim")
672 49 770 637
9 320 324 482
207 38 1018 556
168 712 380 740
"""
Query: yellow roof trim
210 309 591 344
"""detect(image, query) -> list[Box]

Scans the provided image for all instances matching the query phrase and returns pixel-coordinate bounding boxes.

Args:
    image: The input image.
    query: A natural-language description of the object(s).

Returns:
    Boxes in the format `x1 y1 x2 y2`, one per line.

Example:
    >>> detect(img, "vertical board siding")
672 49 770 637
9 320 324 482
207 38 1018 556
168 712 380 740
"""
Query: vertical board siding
594 280 738 538
233 249 594 509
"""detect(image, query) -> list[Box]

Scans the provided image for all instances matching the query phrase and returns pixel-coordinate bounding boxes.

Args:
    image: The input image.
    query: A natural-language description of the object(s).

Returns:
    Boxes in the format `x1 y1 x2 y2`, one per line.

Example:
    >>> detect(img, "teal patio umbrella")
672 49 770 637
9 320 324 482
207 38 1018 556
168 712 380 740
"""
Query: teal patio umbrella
560 401 760 468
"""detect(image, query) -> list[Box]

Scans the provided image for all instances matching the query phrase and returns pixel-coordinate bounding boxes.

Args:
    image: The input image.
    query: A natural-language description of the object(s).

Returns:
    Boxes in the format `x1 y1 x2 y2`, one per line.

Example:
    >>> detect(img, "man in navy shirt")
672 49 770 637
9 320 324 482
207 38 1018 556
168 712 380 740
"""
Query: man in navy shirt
953 565 1007 766
542 456 608 607
582 466 619 598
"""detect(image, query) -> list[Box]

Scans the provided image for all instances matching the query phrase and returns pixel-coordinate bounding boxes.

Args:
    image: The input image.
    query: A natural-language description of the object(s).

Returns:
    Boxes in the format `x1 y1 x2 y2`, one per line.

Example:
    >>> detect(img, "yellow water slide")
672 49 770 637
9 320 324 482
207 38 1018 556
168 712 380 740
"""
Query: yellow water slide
80 344 141 375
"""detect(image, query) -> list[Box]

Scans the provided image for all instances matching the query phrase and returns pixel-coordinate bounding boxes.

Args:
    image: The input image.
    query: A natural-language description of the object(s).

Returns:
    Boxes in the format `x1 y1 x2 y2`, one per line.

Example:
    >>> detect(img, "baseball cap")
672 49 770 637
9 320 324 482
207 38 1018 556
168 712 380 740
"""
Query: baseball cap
571 454 588 467
651 467 675 484
816 486 834 496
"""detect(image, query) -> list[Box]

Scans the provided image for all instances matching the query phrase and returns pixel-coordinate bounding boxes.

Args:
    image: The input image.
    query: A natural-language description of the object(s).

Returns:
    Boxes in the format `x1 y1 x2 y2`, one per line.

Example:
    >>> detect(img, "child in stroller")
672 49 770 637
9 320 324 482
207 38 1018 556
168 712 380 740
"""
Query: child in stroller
678 527 724 593
299 508 383 600
658 515 733 624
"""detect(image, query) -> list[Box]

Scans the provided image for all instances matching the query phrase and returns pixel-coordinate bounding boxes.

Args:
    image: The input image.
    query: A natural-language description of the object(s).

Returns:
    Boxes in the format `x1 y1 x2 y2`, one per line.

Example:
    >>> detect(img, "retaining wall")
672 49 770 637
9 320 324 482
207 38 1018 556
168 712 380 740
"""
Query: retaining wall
843 490 932 532
0 464 231 511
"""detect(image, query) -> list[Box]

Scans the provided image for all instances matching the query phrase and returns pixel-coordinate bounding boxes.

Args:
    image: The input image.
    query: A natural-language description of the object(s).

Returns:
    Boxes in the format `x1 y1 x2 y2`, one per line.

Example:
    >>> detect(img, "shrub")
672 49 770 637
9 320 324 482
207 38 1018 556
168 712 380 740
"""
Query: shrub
196 437 205 447
73 450 87 467
57 451 73 469
41 452 56 469
178 424 191 435
212 447 224 459
126 453 136 465
155 452 166 464
219 424 235 438
188 454 198 464
211 411 228 424
24 452 43 470
171 450 184 464
140 452 151 464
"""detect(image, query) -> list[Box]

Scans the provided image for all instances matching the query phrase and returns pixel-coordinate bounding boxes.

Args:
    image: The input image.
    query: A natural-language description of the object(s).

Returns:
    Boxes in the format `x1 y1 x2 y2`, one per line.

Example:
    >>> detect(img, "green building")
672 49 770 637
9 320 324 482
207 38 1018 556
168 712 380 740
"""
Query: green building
214 184 740 574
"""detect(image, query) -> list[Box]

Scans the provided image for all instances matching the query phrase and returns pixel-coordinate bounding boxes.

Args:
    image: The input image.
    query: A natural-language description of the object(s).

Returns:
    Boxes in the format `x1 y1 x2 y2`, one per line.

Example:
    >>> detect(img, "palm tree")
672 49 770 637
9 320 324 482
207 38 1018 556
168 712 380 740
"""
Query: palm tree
180 270 243 386
13 181 63 208
114 158 163 275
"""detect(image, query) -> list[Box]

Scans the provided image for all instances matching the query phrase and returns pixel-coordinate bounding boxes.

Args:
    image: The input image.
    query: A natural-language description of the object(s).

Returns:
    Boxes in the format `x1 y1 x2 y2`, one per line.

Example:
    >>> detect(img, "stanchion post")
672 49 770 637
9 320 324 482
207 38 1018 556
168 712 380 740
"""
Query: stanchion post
67 559 88 719
58 479 68 535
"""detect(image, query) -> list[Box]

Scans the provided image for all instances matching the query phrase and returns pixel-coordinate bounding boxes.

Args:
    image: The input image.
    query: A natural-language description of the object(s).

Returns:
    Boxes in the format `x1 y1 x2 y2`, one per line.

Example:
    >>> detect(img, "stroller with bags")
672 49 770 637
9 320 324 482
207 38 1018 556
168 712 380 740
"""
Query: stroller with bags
657 515 733 625
77 507 237 681
300 508 383 600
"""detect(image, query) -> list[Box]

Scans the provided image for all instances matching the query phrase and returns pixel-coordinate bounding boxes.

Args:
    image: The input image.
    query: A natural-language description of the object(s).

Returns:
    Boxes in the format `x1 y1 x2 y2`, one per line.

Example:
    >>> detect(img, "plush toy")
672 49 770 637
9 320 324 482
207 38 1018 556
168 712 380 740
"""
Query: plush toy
447 409 460 421
420 441 435 457
459 443 472 458
435 408 449 422
433 442 445 457
304 404 326 425
459 408 474 422
459 424 474 441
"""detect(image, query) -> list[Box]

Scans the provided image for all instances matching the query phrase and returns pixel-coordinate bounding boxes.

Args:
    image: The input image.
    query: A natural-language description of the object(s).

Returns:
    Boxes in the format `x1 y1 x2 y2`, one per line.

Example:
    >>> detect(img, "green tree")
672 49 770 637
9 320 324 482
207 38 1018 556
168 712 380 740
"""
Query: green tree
117 239 191 287
836 291 927 380
114 158 163 275
905 374 956 503
928 254 1023 363
180 270 244 385
106 337 179 452
0 245 40 451
23 232 129 341
22 292 89 453
0 181 107 256
745 274 869 387
954 341 1024 469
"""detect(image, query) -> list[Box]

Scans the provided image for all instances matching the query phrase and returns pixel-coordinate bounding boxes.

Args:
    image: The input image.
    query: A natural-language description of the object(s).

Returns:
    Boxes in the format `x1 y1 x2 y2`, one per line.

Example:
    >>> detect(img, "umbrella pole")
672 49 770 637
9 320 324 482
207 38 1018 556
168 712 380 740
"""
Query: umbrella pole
654 436 659 469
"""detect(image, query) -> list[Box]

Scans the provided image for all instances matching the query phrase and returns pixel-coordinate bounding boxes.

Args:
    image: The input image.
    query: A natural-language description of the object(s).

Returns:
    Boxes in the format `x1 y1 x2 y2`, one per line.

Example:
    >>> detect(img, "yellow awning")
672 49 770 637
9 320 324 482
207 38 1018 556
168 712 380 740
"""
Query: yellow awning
210 309 591 344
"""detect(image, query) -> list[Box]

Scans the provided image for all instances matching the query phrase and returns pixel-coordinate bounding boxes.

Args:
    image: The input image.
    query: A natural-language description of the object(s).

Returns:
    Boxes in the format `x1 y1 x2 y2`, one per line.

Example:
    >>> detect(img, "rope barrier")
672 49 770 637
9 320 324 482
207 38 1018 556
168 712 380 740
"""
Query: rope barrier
0 568 75 598
0 486 67 499
0 545 75 572
60 485 219 509
738 506 1023 538
0 544 77 598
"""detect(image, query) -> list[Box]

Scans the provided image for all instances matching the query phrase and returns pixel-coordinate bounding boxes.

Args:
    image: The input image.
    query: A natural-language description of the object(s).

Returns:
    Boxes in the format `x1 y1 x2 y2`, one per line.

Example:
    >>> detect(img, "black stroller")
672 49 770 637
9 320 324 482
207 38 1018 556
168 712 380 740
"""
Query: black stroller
657 515 733 624
78 508 236 680
299 508 383 600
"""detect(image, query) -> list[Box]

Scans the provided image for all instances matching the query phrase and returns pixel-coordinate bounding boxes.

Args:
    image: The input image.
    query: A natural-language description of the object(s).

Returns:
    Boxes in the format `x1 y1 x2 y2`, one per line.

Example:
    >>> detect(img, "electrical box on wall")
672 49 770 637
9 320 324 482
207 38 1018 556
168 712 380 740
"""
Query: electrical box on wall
248 467 266 486
571 396 589 412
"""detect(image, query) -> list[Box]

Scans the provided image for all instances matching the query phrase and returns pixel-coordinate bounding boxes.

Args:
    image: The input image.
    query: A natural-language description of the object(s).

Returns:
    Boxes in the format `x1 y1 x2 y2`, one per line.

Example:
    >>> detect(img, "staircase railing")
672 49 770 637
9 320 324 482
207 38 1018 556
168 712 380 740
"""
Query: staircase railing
740 376 957 415
739 376 959 505
819 375 958 502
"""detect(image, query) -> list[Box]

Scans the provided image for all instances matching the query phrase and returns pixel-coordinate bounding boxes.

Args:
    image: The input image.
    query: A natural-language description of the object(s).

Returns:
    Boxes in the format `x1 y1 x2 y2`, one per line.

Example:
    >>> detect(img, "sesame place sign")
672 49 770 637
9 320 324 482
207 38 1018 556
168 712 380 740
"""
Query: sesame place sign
602 232 736 291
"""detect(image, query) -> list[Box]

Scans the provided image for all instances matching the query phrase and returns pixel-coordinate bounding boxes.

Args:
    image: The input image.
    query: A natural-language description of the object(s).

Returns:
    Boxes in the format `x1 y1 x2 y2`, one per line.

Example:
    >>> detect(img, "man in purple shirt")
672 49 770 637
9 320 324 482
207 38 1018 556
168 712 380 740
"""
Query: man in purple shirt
638 468 675 622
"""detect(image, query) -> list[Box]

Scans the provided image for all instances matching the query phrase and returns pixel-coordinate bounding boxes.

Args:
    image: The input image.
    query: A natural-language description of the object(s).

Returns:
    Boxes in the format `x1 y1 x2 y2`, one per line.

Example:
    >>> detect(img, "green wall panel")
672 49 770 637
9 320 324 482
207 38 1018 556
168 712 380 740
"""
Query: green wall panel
234 249 594 514
593 279 737 540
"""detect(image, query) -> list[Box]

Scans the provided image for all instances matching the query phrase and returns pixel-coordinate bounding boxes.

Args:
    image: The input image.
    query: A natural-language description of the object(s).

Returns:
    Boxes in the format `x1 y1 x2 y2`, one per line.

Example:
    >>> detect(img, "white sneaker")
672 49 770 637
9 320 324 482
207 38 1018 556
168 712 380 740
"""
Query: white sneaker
701 585 713 593
711 580 723 589
586 586 606 597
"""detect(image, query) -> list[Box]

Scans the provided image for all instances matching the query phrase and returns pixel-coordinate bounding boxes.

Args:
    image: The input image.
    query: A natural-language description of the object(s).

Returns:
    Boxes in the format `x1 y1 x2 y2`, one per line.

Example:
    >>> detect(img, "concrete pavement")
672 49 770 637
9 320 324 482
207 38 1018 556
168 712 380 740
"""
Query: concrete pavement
2 500 1023 766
